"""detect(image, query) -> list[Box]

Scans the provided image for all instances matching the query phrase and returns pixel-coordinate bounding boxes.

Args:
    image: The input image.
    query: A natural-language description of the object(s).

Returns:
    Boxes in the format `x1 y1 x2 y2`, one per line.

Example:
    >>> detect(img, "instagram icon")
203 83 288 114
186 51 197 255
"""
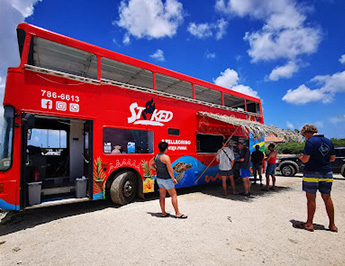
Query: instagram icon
56 101 67 111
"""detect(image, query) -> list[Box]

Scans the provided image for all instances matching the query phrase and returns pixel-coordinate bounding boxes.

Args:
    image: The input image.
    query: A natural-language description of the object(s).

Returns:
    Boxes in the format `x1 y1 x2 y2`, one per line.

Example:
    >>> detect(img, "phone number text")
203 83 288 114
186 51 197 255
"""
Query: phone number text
41 90 80 102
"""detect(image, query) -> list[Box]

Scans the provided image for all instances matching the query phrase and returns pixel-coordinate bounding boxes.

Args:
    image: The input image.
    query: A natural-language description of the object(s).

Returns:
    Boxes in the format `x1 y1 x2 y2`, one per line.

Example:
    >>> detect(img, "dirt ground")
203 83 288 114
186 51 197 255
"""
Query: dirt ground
1 174 345 266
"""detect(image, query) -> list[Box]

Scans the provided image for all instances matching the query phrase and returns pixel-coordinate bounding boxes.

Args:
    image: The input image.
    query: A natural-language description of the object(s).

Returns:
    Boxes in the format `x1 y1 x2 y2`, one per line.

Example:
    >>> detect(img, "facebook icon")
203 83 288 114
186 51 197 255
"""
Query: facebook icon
41 99 53 109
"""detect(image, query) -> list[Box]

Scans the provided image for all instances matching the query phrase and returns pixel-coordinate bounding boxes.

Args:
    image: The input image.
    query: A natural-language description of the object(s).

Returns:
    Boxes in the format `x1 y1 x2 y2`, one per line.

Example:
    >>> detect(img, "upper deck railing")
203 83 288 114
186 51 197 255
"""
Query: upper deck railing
24 64 260 118
17 23 263 120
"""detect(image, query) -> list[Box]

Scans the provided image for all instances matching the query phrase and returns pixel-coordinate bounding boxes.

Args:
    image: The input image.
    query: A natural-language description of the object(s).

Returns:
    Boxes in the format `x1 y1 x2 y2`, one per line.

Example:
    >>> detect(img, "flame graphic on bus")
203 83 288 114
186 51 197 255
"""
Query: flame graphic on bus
142 98 156 120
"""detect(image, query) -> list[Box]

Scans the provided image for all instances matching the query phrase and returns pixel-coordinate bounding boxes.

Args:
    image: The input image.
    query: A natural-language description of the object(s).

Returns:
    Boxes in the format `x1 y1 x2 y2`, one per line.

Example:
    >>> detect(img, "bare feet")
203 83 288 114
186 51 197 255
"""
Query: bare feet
304 223 314 232
329 224 338 232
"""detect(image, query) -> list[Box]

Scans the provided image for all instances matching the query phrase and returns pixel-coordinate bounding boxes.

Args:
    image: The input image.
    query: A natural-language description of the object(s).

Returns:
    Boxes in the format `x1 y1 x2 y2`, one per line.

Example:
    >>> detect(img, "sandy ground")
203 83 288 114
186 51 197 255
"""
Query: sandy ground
1 174 345 266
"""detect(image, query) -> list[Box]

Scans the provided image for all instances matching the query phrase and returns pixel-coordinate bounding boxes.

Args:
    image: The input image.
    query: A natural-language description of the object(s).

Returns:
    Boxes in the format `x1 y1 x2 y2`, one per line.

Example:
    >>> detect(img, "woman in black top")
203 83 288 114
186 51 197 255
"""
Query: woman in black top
149 142 187 219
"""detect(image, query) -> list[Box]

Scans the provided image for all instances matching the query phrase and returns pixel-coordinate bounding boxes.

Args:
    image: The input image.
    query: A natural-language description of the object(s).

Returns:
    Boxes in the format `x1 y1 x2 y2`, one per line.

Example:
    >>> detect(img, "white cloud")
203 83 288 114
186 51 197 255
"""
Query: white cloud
0 0 42 104
282 84 327 105
215 0 306 29
205 51 216 59
187 22 213 39
215 18 228 40
312 70 345 94
231 84 259 98
215 0 321 79
329 114 345 124
9 0 41 17
314 121 324 129
283 70 345 105
116 0 184 43
187 19 228 40
339 54 345 65
286 121 294 129
150 49 165 61
244 26 321 63
268 61 298 81
213 68 259 98
213 68 239 88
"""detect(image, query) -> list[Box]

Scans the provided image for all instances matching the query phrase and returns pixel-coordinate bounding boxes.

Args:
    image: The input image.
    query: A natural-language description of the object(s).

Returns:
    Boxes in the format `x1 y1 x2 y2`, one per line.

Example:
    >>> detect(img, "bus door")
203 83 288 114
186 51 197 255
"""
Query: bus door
21 114 93 207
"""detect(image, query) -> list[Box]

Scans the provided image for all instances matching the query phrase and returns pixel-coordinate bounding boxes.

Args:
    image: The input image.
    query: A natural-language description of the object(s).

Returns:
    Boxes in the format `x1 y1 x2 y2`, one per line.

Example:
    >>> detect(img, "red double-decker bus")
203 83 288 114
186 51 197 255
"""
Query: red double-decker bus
0 23 264 210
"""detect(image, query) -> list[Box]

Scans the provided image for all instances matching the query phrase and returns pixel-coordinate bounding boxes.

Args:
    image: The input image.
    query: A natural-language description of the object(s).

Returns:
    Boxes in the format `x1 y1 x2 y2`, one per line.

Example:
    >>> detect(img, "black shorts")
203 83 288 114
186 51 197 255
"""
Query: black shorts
219 170 233 176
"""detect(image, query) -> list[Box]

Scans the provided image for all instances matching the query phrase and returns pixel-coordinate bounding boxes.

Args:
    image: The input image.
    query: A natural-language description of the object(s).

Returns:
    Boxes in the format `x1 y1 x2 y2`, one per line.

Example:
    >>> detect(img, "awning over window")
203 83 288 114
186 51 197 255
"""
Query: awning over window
197 111 302 142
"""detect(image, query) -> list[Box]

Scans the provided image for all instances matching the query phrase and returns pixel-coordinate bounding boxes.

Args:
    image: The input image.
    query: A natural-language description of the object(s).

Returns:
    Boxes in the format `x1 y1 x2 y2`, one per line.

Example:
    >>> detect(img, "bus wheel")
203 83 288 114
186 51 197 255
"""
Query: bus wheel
110 171 138 205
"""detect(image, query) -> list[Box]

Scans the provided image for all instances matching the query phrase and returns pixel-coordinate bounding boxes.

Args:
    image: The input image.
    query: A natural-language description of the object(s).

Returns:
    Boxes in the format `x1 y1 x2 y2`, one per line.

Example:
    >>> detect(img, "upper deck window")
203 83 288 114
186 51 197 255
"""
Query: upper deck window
155 74 193 99
27 37 98 79
101 58 153 89
195 85 222 105
224 93 246 110
17 29 26 59
246 100 260 114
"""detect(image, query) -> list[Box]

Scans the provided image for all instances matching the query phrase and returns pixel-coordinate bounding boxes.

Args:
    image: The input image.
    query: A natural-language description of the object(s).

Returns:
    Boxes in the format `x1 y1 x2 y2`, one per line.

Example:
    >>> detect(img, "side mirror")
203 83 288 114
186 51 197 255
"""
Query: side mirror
22 113 35 129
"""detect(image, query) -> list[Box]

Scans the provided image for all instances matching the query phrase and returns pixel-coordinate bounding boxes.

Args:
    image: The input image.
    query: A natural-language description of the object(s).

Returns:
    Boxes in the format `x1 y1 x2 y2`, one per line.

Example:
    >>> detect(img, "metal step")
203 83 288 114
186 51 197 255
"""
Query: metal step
42 186 74 196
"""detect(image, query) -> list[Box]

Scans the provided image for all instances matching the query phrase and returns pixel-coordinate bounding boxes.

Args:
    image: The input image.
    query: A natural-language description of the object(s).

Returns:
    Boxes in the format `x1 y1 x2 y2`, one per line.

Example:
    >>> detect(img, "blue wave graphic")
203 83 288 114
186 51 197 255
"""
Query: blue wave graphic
0 198 19 210
171 156 220 188
93 192 104 200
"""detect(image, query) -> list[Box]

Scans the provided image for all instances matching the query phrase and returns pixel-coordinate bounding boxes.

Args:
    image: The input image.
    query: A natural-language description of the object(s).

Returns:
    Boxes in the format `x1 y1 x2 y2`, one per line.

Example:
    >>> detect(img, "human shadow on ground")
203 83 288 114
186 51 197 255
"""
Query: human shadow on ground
199 181 293 202
290 219 327 232
0 199 114 237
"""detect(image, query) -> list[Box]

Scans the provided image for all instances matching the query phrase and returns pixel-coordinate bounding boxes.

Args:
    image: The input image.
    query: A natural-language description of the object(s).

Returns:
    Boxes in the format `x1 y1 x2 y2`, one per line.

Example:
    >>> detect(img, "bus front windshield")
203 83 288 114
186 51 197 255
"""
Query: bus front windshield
0 106 15 171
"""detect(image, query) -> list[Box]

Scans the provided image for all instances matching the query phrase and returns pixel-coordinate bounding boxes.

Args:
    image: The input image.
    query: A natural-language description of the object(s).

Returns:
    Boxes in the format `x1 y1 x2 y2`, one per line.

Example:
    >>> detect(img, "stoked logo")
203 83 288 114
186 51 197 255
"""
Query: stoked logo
128 99 173 126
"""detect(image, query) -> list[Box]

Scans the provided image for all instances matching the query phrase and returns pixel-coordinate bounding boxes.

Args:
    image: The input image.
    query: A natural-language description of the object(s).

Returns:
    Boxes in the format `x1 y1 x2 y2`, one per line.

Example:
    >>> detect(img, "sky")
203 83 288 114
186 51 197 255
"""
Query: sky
0 0 345 138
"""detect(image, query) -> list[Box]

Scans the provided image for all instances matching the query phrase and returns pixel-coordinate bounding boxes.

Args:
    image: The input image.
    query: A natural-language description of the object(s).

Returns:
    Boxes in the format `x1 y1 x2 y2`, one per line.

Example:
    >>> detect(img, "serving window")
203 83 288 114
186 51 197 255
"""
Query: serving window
103 128 154 154
196 134 223 153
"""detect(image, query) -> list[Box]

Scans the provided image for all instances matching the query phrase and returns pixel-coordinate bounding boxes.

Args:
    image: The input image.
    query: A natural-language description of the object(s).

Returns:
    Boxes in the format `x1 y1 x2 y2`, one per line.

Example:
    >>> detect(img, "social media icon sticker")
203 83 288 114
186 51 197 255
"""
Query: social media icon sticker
41 99 53 109
69 103 79 112
56 101 67 111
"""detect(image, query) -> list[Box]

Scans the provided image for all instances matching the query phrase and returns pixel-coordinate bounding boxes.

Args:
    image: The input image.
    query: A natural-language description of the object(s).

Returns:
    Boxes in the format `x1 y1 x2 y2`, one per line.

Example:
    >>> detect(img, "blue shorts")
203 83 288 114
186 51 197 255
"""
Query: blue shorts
219 170 233 176
156 178 175 190
266 164 276 175
240 168 250 178
302 171 333 194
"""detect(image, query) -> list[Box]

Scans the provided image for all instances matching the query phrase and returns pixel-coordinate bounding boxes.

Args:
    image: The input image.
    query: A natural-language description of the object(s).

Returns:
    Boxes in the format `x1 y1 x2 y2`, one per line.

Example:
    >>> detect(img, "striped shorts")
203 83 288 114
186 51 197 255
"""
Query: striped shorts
302 171 333 194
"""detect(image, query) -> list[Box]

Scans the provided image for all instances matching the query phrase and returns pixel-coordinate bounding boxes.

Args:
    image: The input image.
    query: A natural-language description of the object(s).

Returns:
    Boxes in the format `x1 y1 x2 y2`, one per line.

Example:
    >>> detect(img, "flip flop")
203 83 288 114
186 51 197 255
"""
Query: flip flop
329 226 338 233
175 214 188 219
161 213 170 218
295 223 314 232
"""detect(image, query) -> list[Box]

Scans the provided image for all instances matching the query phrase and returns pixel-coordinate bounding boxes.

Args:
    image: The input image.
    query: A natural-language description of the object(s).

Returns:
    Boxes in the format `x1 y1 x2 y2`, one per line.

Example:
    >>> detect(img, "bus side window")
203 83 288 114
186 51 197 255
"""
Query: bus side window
103 128 154 154
196 134 223 153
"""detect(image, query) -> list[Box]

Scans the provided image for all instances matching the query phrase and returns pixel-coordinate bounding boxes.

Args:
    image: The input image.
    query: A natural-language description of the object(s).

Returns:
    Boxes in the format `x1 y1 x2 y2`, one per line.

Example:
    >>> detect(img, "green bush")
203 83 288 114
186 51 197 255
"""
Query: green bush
331 138 345 147
276 142 305 155
270 138 345 155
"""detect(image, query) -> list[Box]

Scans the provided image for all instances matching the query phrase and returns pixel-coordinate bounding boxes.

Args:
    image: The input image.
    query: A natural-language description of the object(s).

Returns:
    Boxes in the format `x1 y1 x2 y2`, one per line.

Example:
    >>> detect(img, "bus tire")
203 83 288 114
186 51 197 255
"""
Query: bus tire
110 171 138 205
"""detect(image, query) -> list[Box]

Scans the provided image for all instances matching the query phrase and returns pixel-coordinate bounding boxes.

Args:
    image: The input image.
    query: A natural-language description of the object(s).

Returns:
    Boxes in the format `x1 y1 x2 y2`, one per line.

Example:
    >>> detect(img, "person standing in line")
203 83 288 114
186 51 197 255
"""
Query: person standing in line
265 143 277 191
251 145 264 186
298 124 337 232
149 142 187 219
237 141 251 196
216 140 236 196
